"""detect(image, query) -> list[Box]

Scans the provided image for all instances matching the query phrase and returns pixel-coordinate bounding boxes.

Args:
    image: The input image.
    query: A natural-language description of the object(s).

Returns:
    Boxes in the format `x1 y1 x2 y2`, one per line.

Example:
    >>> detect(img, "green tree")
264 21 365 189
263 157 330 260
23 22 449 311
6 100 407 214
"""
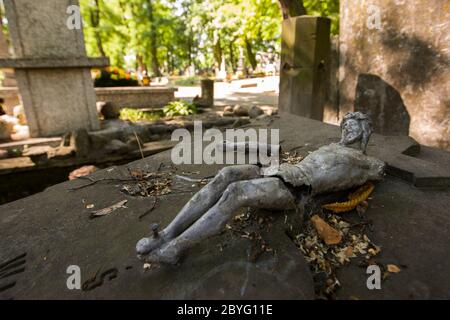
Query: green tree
80 0 340 75
303 0 340 35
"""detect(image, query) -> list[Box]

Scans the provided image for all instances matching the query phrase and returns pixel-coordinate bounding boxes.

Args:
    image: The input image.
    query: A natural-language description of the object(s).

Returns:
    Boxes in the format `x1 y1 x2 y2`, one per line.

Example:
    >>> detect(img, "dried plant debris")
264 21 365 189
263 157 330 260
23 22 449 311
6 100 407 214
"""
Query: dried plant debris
281 151 304 164
293 212 381 299
91 200 127 219
223 209 275 263
279 151 384 298
121 170 172 197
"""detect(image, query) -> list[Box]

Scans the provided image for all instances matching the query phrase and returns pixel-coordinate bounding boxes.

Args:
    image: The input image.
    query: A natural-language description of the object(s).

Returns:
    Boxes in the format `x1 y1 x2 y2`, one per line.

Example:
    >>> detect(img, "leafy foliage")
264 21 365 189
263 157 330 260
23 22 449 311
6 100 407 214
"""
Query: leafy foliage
303 0 340 35
80 0 340 74
94 67 138 87
119 108 162 121
163 100 197 117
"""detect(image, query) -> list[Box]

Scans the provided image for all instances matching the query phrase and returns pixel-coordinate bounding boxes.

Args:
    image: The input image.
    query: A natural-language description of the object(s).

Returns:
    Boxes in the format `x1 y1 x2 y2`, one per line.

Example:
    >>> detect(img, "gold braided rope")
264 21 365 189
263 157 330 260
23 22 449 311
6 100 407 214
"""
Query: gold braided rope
322 182 375 213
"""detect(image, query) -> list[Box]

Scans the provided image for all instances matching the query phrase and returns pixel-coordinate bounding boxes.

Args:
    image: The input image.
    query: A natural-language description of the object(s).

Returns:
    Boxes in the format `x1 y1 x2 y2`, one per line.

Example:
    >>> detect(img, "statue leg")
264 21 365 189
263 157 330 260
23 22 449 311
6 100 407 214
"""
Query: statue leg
146 177 296 264
136 165 261 254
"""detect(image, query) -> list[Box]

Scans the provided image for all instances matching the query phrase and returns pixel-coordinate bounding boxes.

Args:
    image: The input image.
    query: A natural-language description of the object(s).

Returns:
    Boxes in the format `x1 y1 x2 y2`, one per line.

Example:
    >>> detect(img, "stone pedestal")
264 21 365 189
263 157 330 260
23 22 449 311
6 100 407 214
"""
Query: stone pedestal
0 0 109 137
278 16 331 120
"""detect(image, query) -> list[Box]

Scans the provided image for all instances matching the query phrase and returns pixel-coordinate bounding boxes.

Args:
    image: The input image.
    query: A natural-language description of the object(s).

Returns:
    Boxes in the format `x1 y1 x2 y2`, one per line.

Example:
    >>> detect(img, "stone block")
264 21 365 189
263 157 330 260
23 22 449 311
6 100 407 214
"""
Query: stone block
14 68 100 137
279 16 331 120
95 87 177 109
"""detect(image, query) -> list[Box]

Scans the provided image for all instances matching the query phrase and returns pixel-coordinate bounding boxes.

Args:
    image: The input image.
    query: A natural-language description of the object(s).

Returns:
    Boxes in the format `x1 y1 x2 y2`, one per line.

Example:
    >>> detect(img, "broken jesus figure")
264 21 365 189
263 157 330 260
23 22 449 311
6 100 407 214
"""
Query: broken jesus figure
136 112 385 265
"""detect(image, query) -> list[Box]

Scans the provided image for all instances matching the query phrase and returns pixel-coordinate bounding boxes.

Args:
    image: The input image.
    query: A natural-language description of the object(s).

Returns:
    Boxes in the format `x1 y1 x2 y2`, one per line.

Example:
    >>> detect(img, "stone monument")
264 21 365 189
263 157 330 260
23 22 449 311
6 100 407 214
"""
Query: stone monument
0 0 109 137
278 16 331 120
339 0 450 150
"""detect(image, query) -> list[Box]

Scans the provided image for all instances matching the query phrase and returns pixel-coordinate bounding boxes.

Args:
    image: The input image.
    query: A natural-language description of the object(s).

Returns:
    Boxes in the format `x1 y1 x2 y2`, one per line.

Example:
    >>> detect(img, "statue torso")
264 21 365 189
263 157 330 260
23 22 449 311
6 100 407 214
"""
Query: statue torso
262 143 385 195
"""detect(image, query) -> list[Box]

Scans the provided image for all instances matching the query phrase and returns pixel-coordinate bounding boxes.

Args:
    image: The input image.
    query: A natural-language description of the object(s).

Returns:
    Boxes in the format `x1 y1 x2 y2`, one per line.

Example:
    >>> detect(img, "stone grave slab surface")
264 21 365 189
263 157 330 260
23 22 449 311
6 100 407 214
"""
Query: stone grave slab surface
0 114 449 299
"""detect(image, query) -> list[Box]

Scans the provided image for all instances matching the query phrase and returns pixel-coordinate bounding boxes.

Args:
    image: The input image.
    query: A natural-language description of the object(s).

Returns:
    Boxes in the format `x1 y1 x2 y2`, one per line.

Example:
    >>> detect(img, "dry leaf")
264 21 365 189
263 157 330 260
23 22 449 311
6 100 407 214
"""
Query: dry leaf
368 245 381 256
69 165 98 180
91 200 127 218
311 215 342 245
387 264 401 273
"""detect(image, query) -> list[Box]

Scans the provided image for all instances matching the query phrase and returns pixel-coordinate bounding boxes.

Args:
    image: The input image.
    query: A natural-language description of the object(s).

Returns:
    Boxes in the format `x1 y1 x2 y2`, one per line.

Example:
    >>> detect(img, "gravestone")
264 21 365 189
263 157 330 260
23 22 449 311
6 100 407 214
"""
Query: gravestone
339 0 450 150
0 0 109 137
278 16 331 120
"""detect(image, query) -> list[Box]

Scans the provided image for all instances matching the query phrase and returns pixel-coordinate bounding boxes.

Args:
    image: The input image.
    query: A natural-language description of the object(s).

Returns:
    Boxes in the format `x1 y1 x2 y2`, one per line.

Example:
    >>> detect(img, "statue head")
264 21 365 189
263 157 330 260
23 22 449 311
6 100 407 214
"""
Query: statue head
340 112 373 153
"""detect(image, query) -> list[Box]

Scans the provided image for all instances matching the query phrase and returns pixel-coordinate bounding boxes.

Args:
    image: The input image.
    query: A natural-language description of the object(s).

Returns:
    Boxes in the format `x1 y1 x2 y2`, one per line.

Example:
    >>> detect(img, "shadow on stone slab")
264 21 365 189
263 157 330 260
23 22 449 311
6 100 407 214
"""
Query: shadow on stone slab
138 212 314 300
355 74 410 136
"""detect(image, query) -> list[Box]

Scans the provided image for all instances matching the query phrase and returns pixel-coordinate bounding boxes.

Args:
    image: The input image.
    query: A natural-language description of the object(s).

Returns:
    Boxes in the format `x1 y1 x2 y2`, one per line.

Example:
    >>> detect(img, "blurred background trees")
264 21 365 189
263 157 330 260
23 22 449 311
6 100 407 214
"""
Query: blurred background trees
79 0 339 77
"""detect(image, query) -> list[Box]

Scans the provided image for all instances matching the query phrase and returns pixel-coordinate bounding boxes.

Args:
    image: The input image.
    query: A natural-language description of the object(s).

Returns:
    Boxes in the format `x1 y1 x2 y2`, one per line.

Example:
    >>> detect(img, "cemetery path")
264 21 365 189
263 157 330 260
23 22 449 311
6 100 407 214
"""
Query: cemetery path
176 76 279 108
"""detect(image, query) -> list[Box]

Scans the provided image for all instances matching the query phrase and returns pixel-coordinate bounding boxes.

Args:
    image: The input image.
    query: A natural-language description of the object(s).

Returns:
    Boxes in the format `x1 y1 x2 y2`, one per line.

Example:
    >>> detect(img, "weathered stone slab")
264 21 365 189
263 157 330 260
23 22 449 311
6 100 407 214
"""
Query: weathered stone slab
0 153 314 299
0 86 176 111
0 57 109 69
0 114 449 300
339 0 450 150
336 177 450 299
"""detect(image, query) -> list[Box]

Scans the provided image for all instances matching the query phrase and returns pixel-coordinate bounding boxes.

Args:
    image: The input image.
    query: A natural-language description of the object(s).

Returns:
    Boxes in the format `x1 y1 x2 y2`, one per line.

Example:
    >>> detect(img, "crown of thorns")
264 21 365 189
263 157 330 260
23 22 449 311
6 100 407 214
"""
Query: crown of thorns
341 112 372 128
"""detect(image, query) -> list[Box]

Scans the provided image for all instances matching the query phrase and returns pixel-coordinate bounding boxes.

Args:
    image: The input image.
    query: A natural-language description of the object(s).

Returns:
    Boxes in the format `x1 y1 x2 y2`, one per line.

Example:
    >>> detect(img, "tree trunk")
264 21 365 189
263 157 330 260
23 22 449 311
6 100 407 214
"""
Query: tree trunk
90 0 106 57
278 0 307 19
213 35 222 71
187 30 193 68
146 0 161 77
166 48 173 75
244 37 257 71
136 53 147 74
229 40 236 72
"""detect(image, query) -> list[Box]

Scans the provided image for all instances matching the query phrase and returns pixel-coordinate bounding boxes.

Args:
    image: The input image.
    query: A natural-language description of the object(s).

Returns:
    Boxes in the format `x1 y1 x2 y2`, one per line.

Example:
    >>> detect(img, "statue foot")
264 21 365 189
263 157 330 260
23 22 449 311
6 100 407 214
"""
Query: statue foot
136 235 167 255
145 245 180 265
136 223 172 255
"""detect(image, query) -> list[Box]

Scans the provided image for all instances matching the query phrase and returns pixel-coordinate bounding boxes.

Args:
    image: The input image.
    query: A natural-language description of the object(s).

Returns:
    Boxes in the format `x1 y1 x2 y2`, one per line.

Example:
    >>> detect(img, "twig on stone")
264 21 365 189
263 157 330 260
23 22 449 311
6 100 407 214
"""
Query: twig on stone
174 175 213 183
133 131 145 160
68 176 136 191
138 197 159 221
